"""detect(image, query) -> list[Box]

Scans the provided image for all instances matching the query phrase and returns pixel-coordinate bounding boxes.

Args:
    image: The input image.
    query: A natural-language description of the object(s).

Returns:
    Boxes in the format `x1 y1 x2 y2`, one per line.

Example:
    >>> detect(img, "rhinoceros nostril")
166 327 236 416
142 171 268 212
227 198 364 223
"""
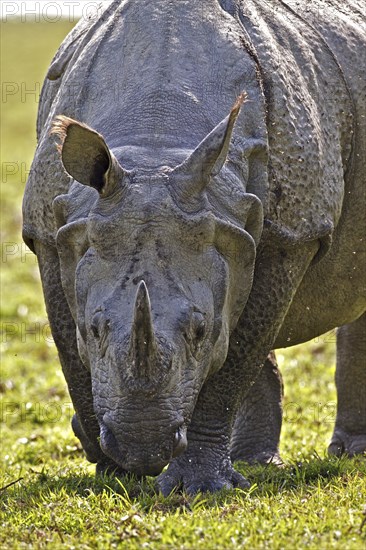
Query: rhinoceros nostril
172 425 187 458
99 419 126 465
100 421 117 450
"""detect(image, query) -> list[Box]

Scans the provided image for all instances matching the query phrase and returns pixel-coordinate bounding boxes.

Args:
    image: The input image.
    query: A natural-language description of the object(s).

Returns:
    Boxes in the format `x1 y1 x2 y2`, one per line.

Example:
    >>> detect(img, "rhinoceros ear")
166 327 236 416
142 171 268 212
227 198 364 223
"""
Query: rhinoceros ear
51 116 127 196
172 92 246 196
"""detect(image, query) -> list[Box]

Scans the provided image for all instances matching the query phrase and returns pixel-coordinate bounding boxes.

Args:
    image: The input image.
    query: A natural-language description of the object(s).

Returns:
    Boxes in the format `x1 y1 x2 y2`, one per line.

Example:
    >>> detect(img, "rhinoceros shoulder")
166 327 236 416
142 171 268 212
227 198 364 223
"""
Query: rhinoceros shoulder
235 1 356 247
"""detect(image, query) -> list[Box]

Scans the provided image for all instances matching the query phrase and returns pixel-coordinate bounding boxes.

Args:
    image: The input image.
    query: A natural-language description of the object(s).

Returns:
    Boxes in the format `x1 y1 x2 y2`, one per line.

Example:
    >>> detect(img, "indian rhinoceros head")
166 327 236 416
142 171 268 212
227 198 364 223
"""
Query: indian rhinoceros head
51 95 263 475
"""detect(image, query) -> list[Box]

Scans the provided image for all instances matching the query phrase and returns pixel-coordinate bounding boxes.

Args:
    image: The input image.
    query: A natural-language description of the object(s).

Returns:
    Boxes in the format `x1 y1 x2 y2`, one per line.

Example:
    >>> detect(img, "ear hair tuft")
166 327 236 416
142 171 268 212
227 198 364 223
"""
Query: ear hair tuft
232 91 248 115
50 115 95 144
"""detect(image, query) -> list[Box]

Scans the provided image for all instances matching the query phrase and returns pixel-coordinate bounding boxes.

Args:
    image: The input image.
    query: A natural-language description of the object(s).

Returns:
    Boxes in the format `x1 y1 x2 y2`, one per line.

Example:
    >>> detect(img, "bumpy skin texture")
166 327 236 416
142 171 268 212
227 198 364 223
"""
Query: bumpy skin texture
231 352 283 465
23 0 365 493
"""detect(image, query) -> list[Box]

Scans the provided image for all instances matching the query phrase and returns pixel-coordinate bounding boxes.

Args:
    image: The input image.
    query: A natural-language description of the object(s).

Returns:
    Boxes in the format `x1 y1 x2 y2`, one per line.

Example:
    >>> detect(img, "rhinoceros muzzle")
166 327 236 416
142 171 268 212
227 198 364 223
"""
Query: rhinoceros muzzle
94 280 189 475
99 418 187 476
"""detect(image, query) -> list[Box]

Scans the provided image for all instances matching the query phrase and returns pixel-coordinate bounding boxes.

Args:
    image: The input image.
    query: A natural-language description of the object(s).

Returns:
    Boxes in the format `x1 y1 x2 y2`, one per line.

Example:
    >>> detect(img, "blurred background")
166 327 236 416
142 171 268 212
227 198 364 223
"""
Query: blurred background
0 2 338 472
1 8 76 461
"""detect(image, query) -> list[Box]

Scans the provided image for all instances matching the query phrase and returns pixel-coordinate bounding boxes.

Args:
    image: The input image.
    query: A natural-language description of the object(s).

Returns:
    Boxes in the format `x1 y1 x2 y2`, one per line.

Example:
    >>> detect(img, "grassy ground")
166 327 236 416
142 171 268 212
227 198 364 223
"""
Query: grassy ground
1 19 365 550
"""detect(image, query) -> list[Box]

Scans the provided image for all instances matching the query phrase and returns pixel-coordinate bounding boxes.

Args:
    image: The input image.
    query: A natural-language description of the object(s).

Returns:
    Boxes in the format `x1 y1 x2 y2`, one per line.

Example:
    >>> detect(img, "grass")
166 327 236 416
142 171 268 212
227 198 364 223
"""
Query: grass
1 18 365 550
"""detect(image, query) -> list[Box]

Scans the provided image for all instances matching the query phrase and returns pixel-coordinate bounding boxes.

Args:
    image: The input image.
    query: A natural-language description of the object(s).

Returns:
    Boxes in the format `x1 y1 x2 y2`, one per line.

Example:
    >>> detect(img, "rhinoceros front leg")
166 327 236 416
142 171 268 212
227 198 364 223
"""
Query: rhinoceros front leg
35 242 121 471
329 311 366 457
230 351 283 465
157 243 317 495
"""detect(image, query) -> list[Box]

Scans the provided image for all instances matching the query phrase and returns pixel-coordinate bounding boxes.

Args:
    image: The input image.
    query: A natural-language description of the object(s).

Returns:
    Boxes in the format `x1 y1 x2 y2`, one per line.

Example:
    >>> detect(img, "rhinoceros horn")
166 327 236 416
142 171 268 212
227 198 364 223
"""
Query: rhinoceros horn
171 92 246 198
128 280 160 380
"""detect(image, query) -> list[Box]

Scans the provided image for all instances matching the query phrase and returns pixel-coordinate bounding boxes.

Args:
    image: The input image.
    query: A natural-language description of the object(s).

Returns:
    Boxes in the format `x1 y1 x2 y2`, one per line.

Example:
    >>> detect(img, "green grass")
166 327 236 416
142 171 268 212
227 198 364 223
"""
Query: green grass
1 19 365 550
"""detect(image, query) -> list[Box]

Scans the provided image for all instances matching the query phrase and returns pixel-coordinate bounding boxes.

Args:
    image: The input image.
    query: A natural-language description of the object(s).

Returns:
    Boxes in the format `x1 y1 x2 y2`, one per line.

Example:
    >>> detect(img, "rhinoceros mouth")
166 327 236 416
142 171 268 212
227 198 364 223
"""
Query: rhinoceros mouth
98 418 187 476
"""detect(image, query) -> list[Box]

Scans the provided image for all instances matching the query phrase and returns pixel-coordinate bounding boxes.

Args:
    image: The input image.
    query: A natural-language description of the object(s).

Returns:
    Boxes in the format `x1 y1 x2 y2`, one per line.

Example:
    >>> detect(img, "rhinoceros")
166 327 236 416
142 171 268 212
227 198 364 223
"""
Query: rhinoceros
23 0 365 494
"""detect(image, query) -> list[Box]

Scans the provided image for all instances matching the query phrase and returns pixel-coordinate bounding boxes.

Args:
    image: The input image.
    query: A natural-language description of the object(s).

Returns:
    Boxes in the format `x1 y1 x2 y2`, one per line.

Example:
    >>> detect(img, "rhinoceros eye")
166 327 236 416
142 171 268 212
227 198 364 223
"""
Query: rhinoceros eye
182 311 206 353
91 314 102 339
90 311 110 358
191 312 206 346
195 320 206 341
91 322 99 339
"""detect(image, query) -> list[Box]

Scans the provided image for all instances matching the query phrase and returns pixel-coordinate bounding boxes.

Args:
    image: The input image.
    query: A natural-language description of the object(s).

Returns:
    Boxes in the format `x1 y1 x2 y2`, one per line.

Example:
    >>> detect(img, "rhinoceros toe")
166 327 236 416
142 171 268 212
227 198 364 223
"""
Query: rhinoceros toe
328 428 366 457
232 449 284 466
156 457 250 496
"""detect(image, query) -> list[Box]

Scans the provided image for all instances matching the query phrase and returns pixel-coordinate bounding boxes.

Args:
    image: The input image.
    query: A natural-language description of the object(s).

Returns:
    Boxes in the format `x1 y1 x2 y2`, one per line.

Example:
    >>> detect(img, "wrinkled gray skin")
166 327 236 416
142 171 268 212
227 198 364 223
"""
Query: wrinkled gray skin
23 0 365 494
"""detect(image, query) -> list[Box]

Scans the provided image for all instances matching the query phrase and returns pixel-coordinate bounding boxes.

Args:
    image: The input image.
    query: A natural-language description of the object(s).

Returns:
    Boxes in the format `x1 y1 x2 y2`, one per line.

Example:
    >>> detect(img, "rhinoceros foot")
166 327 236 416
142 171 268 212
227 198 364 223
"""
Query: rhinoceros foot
232 450 284 467
328 428 366 457
156 452 250 496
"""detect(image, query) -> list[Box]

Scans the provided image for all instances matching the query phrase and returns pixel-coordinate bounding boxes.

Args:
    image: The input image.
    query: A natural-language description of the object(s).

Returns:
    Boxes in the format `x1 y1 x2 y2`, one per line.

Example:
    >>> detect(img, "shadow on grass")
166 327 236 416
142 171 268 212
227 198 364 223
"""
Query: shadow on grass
1 468 145 499
235 453 366 498
0 465 190 514
1 454 365 513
